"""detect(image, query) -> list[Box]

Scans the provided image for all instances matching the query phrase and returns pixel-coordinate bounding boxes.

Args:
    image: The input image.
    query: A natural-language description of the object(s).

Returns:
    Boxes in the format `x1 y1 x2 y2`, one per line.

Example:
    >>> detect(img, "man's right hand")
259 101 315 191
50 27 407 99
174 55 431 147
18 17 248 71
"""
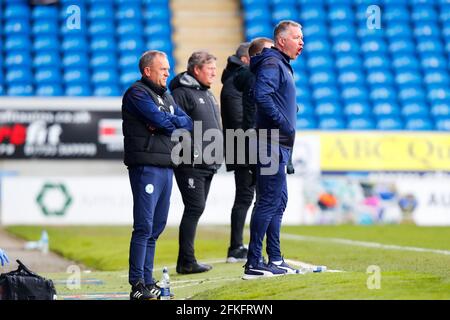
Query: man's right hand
0 248 9 267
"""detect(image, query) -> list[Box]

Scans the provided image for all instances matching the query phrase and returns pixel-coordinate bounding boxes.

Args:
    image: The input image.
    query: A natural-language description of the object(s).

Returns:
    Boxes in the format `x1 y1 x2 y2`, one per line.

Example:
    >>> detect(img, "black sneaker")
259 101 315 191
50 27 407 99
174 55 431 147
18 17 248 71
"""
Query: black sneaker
176 262 212 274
146 283 175 300
130 280 157 300
226 245 248 263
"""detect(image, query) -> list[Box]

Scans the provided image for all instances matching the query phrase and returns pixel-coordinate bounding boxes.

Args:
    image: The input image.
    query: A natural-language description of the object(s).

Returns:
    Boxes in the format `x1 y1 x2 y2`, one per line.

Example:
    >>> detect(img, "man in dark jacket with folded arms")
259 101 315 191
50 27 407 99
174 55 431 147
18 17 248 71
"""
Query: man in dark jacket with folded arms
122 50 192 299
243 21 304 280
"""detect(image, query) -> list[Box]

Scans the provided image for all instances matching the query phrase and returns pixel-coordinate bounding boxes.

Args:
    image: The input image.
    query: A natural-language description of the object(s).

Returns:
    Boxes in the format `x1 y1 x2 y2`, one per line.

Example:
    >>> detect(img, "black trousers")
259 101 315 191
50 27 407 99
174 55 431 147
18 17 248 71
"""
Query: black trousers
230 167 255 250
174 166 215 265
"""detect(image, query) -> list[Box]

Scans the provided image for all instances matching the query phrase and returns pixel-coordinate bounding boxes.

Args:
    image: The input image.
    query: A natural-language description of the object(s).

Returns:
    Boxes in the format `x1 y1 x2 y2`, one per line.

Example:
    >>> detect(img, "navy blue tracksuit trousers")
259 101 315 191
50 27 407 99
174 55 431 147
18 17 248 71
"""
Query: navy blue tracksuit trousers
128 166 173 286
247 144 290 266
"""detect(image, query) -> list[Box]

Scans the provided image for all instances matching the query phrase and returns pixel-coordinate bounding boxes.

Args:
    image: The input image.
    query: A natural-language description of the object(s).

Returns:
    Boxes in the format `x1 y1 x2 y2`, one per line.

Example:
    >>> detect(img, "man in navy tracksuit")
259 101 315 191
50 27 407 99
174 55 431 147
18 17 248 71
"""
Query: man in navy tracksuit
243 21 304 280
122 50 192 299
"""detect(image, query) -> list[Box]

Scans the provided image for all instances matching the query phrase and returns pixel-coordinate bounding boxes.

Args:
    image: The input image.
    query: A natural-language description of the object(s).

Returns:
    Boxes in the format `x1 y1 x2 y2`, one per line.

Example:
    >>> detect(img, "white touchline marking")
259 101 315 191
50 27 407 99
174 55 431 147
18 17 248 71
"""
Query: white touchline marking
283 259 342 273
282 233 450 256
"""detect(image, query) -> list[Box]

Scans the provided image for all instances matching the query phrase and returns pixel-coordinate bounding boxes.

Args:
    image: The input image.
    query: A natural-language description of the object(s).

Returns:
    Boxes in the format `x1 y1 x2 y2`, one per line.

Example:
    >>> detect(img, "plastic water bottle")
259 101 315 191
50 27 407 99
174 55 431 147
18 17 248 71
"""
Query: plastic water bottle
40 230 49 254
311 265 327 273
160 267 171 300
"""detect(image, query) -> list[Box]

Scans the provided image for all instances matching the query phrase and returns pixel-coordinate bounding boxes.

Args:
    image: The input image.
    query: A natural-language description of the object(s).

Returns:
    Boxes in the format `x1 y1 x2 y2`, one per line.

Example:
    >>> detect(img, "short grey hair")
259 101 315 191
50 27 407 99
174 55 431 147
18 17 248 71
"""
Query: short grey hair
187 51 217 74
139 50 167 74
235 42 250 58
274 20 302 41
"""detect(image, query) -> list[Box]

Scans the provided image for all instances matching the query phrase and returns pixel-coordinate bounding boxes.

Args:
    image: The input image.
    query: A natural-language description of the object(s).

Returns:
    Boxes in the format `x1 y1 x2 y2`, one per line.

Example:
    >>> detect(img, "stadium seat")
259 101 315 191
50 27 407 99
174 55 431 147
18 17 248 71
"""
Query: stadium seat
94 85 121 97
302 22 328 39
389 39 415 54
296 87 312 102
116 4 142 20
376 117 403 130
338 70 365 86
33 51 61 68
344 101 372 117
315 101 343 117
117 20 144 36
119 53 140 70
435 118 450 131
7 85 34 96
342 87 369 102
430 102 450 118
33 35 59 52
392 54 420 71
385 23 413 39
395 71 422 87
5 35 31 51
361 39 388 54
36 84 63 96
424 71 449 86
90 36 116 52
65 84 92 96
318 117 346 130
401 102 430 118
88 3 114 20
5 52 32 68
146 38 172 53
370 86 396 102
63 52 89 68
32 20 58 35
373 102 401 118
143 5 170 21
92 69 119 86
310 71 336 87
6 68 32 84
367 71 394 86
120 71 141 88
296 116 317 130
5 4 30 19
405 118 434 130
144 23 171 37
62 35 88 52
245 23 272 40
299 5 326 22
272 5 298 24
305 38 331 54
417 38 444 54
413 23 440 38
347 117 375 130
384 5 409 22
88 19 115 35
363 54 390 69
4 19 31 35
63 68 90 84
32 5 58 19
332 39 359 54
328 5 354 22
398 86 426 103
336 55 363 70
297 101 314 116
420 54 447 69
313 86 340 102
91 53 117 69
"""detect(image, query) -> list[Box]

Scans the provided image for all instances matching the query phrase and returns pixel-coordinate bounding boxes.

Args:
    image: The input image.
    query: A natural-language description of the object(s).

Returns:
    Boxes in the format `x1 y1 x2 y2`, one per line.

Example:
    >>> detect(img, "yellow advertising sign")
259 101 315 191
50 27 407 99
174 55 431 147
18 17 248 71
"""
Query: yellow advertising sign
317 132 450 171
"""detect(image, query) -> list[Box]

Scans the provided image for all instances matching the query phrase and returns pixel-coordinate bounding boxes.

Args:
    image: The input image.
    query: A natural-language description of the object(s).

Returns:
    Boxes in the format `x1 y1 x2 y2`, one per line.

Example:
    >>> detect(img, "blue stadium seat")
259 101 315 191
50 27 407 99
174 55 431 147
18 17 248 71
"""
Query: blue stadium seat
299 4 326 22
313 86 340 102
5 52 32 67
32 5 58 19
392 54 420 71
290 56 306 71
33 51 61 68
116 4 142 20
306 38 331 54
65 85 92 96
395 71 422 87
401 102 429 118
63 52 89 68
318 117 346 130
92 69 119 85
94 85 122 97
36 84 63 96
329 23 355 39
63 68 90 84
328 5 354 22
338 70 365 86
4 19 31 35
90 36 116 52
119 53 140 70
117 20 143 36
347 117 376 130
357 27 384 39
421 54 447 69
296 87 312 102
369 86 396 102
430 102 450 118
361 39 388 54
302 22 328 39
342 87 369 102
244 7 271 23
34 68 62 84
146 37 173 52
412 5 438 22
143 5 170 21
120 71 141 87
376 117 403 130
424 71 449 86
297 101 314 116
88 3 114 20
245 23 273 40
62 35 88 52
335 54 363 70
417 38 444 54
435 118 450 131
384 5 409 22
32 19 58 35
5 35 31 51
5 4 30 19
398 86 426 103
385 23 412 40
7 85 34 96
363 54 390 69
272 5 298 24
413 23 440 38
332 39 359 54
242 0 270 8
367 70 394 86
88 19 115 35
310 71 336 87
315 101 343 117
405 118 434 130
33 35 59 51
296 116 317 130
344 101 372 117
306 55 334 71
119 36 144 52
144 23 171 37
6 68 32 84
389 39 415 54
91 53 117 68
428 86 450 102
373 102 401 118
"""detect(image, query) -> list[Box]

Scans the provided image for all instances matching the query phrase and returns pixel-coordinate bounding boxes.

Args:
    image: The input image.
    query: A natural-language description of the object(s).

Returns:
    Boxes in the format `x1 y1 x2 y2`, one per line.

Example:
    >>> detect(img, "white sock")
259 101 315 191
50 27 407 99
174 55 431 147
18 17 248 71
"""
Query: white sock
272 260 283 266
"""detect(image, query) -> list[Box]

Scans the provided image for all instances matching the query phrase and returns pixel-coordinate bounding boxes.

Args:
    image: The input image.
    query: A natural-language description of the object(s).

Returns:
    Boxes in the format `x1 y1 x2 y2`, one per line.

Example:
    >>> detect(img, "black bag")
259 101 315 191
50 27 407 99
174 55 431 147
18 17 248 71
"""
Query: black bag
0 259 57 300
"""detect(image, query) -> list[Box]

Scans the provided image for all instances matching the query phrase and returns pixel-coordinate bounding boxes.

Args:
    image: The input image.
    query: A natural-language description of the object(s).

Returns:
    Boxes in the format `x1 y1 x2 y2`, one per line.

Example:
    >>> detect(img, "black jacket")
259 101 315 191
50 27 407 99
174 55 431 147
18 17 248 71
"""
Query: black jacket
122 77 192 168
233 64 256 131
169 72 223 171
220 55 247 171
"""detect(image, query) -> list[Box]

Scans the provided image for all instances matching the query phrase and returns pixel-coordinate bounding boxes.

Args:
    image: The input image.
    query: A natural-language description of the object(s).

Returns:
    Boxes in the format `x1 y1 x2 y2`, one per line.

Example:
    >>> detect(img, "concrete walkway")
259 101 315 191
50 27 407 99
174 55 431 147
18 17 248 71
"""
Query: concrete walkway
0 228 85 274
